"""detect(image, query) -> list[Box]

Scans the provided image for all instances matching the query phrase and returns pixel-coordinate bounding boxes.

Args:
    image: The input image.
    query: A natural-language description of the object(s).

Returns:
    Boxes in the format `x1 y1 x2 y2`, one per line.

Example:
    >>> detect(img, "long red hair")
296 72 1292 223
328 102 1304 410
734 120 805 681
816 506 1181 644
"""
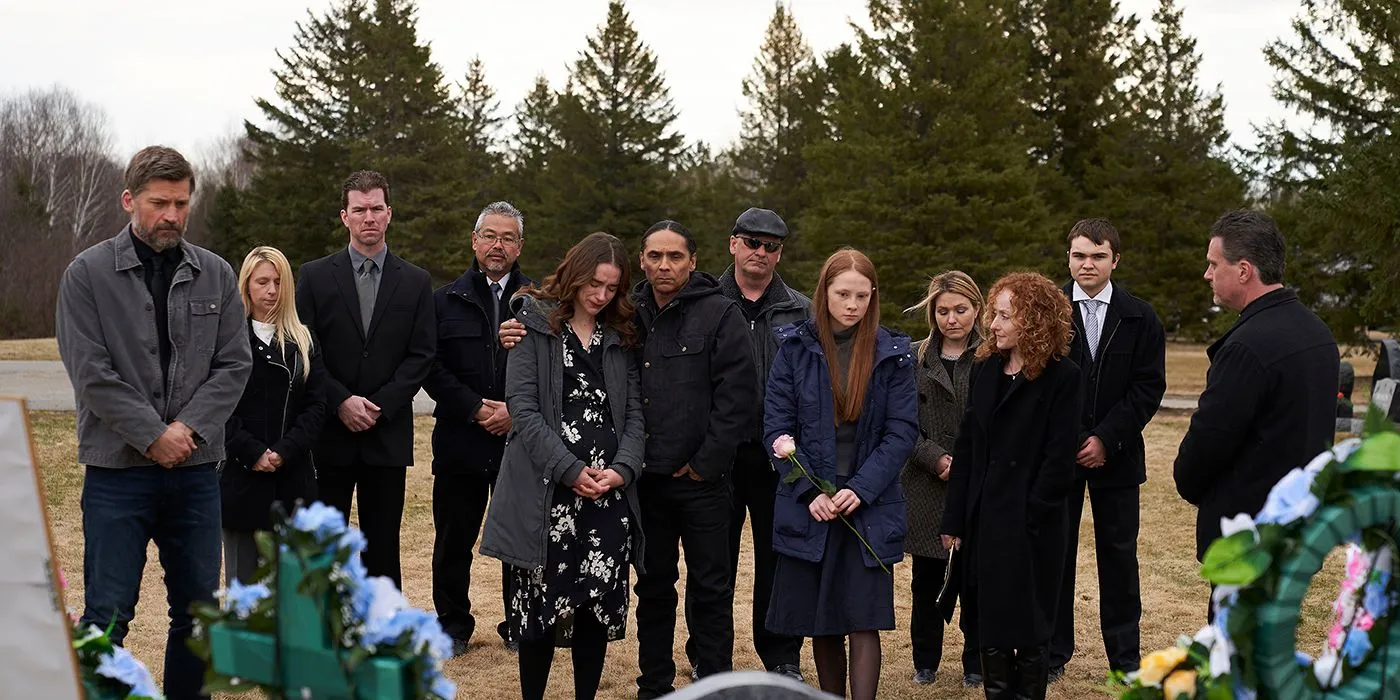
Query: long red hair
812 248 880 423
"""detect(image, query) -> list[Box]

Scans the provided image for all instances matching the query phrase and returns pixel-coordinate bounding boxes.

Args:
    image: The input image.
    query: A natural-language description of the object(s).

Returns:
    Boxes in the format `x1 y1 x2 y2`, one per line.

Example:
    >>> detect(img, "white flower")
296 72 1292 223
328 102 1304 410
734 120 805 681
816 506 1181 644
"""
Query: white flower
1219 513 1258 540
1331 438 1362 464
1315 651 1342 688
362 576 408 630
1255 467 1320 526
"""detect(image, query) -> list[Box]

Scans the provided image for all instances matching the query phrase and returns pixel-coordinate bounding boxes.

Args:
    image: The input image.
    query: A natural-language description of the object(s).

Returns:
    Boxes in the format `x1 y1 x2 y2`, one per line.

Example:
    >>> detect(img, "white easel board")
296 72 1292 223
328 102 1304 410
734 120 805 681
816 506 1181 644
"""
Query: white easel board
0 397 82 699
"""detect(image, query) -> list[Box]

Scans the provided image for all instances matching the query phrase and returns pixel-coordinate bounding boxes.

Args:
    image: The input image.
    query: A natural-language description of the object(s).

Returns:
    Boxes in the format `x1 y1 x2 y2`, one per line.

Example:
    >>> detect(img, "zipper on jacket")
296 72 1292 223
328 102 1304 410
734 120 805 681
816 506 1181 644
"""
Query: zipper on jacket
455 289 498 387
264 341 294 441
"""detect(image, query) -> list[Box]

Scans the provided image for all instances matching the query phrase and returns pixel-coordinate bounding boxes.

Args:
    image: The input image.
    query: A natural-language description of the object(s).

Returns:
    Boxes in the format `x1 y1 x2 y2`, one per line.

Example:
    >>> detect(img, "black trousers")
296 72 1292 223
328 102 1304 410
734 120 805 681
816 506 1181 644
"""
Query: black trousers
432 470 509 643
1049 480 1141 671
635 472 735 699
317 462 407 587
686 443 801 671
910 554 981 674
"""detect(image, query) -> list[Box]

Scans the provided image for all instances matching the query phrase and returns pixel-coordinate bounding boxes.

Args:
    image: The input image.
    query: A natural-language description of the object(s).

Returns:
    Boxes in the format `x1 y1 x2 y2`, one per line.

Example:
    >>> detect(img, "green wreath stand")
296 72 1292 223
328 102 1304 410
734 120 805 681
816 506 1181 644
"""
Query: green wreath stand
1254 486 1400 699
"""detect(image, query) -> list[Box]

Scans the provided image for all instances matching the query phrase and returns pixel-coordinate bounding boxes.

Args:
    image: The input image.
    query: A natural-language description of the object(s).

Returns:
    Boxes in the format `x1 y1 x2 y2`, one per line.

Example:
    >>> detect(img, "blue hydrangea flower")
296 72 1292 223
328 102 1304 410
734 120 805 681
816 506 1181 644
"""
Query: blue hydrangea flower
429 671 457 700
1296 651 1313 666
95 646 162 699
338 528 367 556
1343 628 1373 666
1255 467 1320 526
1233 678 1258 700
222 580 271 618
1363 574 1392 618
365 608 434 648
290 502 347 542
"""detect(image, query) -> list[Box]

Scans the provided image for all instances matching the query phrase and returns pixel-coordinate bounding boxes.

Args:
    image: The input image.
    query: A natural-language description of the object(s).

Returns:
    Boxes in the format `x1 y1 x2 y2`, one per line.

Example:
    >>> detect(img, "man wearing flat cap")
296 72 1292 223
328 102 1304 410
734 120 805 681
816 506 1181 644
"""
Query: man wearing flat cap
688 207 811 680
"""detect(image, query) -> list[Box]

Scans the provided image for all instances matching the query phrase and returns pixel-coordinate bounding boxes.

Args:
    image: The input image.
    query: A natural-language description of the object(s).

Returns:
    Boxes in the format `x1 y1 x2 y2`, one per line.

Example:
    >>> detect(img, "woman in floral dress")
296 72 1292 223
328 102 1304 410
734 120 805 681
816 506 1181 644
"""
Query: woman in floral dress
480 232 645 700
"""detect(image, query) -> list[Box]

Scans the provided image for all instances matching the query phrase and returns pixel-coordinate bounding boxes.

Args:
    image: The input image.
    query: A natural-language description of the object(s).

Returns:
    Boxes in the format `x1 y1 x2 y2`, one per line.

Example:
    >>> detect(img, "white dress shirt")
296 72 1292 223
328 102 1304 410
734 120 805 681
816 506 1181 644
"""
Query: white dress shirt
1072 280 1113 351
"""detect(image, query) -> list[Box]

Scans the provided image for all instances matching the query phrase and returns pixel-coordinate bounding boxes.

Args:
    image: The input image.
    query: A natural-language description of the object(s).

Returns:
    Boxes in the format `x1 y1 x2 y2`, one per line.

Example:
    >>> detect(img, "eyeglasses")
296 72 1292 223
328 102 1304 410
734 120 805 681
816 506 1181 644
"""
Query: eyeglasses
476 231 521 247
734 235 782 253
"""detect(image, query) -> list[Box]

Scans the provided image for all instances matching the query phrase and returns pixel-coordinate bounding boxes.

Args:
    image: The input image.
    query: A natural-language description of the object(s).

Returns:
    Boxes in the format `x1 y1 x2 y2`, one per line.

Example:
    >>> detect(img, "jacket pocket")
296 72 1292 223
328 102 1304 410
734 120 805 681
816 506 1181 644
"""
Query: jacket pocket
660 335 707 381
189 296 223 352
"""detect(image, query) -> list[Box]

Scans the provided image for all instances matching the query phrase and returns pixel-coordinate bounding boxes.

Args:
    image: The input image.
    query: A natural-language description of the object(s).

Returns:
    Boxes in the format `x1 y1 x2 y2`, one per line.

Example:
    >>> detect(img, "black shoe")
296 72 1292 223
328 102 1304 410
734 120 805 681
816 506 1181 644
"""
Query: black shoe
690 666 700 682
772 664 804 683
449 637 470 658
963 672 983 688
912 668 936 685
1047 663 1065 683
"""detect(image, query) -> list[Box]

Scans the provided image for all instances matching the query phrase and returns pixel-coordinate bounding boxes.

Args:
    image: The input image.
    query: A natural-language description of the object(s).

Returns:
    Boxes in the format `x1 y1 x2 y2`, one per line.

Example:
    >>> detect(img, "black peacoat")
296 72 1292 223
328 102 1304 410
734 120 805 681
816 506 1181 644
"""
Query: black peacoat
222 322 327 532
1173 288 1339 559
940 354 1083 650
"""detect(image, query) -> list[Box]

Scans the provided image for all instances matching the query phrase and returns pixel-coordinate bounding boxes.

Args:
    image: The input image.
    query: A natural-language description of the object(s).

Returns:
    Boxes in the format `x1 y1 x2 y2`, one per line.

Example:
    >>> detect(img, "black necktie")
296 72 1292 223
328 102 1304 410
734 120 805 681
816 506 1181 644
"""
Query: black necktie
489 281 503 329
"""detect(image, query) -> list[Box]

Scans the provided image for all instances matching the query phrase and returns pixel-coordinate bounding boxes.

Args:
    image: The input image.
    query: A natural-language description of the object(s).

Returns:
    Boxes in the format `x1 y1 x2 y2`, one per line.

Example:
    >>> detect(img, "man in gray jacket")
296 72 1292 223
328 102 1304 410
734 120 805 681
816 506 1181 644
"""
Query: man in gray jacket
688 208 811 681
56 146 251 700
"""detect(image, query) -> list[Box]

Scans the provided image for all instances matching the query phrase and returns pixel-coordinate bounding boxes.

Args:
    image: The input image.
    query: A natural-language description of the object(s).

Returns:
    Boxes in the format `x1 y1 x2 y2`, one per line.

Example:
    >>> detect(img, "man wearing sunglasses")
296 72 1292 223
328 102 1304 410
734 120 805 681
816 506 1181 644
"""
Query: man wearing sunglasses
691 207 811 682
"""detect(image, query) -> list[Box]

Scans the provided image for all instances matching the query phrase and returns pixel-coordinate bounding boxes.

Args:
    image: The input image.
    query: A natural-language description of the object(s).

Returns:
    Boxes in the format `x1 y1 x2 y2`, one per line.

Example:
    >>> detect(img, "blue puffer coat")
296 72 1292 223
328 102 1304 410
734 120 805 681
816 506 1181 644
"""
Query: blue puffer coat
764 320 918 568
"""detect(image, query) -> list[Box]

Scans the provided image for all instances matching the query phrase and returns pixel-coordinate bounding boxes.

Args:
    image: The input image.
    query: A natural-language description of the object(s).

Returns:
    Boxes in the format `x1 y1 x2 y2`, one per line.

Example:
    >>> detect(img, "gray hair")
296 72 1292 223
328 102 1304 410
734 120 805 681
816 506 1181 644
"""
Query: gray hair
474 201 525 237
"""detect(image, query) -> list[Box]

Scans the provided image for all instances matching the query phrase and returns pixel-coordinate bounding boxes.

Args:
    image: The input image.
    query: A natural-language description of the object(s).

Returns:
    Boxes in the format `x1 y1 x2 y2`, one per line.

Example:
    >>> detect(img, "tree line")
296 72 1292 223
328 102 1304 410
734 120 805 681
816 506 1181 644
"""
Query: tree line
1 0 1394 343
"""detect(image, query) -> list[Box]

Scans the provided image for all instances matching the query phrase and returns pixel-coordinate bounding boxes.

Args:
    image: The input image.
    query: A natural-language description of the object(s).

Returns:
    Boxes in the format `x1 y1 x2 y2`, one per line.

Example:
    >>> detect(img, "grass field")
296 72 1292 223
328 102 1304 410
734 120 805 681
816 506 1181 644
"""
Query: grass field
31 409 1353 700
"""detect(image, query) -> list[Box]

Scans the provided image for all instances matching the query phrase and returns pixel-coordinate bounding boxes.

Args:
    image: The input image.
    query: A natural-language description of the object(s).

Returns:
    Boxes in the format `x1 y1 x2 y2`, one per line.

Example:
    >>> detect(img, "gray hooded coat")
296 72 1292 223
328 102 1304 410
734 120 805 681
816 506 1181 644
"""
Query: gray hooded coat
479 295 647 571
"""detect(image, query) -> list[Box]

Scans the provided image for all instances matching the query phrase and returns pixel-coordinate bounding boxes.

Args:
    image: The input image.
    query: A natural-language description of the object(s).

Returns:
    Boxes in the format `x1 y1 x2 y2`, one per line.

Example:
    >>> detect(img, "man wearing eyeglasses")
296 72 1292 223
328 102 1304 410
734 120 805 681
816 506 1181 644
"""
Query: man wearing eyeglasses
422 201 532 656
692 207 811 681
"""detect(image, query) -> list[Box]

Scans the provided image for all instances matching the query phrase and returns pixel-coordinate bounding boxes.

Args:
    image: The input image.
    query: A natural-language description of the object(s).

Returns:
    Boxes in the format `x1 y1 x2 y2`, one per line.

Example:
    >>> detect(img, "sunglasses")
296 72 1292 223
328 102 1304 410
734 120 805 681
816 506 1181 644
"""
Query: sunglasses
734 235 783 253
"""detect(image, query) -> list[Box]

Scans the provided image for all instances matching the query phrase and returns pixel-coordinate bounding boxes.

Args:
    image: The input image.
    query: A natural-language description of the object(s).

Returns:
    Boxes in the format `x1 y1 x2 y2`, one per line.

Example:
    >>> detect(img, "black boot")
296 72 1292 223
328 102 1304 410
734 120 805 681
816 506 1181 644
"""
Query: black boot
1013 645 1049 700
979 647 1016 700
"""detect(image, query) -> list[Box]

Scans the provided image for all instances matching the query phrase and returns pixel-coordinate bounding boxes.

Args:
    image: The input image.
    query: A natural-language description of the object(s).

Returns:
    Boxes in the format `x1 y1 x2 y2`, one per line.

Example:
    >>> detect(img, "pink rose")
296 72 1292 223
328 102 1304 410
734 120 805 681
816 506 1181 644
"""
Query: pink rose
773 435 797 460
1358 612 1375 631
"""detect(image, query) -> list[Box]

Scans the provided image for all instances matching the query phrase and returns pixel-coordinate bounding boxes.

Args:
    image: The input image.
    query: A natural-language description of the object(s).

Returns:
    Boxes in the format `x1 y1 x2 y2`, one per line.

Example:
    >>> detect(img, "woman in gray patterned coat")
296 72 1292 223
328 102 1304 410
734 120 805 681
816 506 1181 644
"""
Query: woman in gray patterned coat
900 270 984 687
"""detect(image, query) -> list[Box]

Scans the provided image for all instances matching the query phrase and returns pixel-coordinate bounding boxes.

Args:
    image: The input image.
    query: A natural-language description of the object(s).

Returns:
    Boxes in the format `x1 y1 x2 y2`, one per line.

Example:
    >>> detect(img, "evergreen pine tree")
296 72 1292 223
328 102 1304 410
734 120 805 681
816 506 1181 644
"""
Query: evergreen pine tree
801 0 1051 332
733 2 821 228
1087 0 1245 335
1256 0 1400 341
542 1 685 255
228 0 469 276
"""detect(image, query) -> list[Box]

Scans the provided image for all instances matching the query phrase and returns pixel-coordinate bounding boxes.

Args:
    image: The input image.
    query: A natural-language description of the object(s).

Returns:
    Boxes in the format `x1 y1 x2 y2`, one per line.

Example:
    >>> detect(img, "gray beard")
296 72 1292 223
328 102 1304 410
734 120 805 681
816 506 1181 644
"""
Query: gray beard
133 223 183 252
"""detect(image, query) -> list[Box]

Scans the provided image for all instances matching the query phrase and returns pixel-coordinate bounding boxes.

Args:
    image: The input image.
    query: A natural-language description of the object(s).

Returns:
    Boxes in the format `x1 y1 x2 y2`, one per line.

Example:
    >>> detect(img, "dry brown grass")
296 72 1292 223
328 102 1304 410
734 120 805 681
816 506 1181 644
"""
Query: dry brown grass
33 410 1357 700
0 336 60 360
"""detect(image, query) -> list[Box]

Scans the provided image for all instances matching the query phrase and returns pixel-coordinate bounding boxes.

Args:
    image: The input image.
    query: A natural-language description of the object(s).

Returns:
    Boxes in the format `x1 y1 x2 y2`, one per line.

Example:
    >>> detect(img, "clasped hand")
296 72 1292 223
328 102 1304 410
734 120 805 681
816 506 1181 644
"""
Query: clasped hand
339 395 381 432
146 421 196 469
474 399 512 436
571 466 625 500
252 449 283 472
808 488 861 522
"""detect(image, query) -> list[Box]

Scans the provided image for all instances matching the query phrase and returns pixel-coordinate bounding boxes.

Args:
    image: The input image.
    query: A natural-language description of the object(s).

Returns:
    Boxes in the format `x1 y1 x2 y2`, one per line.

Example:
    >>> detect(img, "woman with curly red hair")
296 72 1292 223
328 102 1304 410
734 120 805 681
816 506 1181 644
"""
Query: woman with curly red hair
939 272 1082 700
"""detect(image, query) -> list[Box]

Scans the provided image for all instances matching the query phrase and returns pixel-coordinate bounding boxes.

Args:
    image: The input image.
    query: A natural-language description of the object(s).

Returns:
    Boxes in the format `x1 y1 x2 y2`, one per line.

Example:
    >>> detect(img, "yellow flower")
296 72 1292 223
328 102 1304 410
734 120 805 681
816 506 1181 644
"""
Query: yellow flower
1138 647 1189 686
1163 669 1198 699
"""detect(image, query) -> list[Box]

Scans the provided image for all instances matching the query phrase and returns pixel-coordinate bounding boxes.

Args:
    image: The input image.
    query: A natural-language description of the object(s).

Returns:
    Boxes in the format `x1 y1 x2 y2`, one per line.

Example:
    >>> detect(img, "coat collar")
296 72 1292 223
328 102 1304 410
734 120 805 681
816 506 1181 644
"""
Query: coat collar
513 295 624 349
918 329 981 393
777 318 912 368
717 265 805 314
1207 287 1297 360
112 224 203 274
331 248 402 340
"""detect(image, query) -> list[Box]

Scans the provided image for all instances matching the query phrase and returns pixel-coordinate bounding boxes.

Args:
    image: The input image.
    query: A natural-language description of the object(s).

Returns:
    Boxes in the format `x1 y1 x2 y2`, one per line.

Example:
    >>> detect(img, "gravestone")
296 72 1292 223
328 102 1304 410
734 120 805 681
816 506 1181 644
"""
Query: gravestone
1378 339 1400 383
663 671 837 699
1376 379 1397 423
0 397 82 699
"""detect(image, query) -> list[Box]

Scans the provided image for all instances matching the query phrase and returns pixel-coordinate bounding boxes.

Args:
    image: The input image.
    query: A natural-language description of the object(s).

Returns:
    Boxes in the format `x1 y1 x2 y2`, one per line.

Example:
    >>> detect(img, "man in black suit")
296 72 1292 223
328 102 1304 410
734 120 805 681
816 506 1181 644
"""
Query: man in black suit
423 201 532 656
1049 218 1166 680
1174 210 1338 579
296 170 435 587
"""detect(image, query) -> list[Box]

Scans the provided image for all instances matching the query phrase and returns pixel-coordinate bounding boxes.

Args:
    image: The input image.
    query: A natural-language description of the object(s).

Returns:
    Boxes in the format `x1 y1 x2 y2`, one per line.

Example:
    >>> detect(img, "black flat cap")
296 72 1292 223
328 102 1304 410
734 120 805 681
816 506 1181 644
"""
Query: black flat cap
732 207 790 239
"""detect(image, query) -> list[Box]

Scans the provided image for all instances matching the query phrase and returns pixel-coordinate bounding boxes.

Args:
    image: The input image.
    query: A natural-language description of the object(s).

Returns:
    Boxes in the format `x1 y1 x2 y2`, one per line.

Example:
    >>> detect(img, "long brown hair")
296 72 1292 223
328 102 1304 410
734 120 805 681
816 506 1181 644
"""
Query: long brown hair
974 272 1072 380
812 248 880 423
531 232 638 347
904 270 984 362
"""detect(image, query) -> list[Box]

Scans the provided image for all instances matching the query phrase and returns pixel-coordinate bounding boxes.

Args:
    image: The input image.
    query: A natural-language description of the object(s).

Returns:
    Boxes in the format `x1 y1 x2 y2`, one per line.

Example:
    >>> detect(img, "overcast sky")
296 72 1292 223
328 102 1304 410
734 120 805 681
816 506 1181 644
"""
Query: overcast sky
0 0 1303 162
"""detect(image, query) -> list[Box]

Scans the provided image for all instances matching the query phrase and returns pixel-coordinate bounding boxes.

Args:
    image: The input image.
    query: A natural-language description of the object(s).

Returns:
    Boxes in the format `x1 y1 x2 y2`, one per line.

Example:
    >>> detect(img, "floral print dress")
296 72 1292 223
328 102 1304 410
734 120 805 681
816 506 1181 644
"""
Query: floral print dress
509 324 633 647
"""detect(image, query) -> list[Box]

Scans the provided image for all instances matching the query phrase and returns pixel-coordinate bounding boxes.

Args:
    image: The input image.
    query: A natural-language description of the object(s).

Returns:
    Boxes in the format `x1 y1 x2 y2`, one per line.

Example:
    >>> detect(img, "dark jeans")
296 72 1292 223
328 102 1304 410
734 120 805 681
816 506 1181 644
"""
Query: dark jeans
80 464 222 700
432 470 509 643
318 462 406 587
1049 481 1141 672
635 472 735 698
910 554 980 675
687 443 800 671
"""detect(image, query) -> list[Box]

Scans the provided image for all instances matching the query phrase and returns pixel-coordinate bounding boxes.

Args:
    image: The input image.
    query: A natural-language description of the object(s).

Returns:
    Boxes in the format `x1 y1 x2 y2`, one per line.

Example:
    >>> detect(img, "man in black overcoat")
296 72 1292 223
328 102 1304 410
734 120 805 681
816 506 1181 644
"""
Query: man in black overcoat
422 201 532 656
1049 219 1166 679
295 170 436 587
1174 210 1339 587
